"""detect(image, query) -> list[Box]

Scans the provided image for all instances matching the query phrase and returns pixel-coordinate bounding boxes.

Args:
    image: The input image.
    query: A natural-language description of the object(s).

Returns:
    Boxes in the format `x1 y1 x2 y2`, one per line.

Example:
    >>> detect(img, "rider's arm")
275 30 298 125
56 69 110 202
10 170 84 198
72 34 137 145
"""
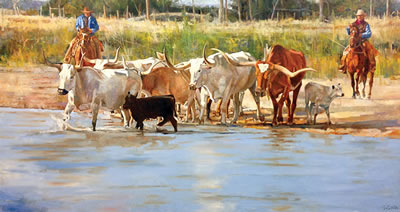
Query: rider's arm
361 24 371 39
90 17 99 34
75 16 81 32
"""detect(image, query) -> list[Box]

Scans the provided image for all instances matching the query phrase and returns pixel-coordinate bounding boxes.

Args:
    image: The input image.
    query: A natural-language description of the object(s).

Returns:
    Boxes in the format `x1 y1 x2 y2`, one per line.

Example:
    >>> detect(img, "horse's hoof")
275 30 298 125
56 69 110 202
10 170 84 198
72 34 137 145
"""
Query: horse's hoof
258 115 265 122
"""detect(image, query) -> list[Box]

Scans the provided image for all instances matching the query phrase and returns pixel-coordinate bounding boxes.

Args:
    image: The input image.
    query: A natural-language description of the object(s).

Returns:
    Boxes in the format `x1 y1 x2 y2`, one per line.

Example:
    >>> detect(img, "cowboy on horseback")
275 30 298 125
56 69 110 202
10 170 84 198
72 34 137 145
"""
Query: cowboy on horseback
64 7 104 64
338 9 378 74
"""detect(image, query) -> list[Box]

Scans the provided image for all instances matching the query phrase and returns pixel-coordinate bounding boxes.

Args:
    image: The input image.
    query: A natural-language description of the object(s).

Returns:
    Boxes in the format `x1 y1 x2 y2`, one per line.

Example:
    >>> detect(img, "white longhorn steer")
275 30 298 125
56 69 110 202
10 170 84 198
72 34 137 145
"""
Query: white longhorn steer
187 46 264 125
44 53 142 131
163 46 259 123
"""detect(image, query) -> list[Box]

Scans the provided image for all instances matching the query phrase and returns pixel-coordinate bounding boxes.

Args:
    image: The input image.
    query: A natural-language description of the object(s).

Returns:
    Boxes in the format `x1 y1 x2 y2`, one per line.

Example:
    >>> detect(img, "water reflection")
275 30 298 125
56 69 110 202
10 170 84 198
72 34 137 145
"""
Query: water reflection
0 108 399 211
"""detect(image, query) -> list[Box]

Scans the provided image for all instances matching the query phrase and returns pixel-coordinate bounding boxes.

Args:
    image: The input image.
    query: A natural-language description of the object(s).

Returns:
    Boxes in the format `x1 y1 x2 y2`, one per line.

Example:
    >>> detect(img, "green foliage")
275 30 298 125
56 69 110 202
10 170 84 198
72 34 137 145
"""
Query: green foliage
1 16 400 78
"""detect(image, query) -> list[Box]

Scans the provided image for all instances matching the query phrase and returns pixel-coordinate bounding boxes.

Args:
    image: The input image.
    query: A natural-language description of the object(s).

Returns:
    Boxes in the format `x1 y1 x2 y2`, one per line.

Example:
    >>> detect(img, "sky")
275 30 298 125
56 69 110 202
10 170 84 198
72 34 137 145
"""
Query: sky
177 0 229 7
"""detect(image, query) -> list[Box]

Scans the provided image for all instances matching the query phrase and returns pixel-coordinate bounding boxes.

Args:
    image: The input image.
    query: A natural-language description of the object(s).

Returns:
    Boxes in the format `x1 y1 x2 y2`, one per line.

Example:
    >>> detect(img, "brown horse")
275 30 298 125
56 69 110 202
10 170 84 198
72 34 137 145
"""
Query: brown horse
64 27 100 67
345 25 374 99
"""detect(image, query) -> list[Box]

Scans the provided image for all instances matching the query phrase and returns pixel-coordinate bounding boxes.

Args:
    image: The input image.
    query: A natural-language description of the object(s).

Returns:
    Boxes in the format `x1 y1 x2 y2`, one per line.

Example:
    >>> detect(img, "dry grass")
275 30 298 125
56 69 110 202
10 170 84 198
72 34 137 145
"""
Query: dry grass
1 15 400 78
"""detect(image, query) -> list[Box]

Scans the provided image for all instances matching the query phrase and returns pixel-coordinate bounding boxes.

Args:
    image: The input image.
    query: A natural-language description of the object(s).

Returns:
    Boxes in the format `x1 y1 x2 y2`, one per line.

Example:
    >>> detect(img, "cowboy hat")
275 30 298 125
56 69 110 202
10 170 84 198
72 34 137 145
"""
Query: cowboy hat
81 7 93 14
356 9 366 16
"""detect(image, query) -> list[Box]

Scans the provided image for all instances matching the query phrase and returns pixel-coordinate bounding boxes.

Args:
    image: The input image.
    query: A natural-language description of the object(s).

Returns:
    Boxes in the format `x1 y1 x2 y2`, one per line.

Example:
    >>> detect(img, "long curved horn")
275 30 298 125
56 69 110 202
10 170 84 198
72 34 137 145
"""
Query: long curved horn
163 47 176 69
141 60 162 76
42 51 62 72
203 44 215 67
75 52 86 69
110 47 120 63
82 55 97 64
163 48 191 71
263 45 268 61
273 65 317 78
174 62 191 70
156 51 165 60
122 56 128 69
211 48 256 66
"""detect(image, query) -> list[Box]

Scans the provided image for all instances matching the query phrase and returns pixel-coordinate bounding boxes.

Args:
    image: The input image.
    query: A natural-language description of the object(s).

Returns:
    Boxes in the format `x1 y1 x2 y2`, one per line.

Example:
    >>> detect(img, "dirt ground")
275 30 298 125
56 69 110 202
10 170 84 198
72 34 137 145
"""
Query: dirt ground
1 66 400 139
238 78 400 139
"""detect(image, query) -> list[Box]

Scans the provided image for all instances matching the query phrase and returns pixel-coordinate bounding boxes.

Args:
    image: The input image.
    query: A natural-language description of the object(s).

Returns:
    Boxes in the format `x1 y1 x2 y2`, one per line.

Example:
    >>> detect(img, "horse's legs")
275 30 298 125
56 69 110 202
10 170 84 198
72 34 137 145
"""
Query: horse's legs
368 72 374 99
350 72 356 98
362 76 366 98
355 71 361 97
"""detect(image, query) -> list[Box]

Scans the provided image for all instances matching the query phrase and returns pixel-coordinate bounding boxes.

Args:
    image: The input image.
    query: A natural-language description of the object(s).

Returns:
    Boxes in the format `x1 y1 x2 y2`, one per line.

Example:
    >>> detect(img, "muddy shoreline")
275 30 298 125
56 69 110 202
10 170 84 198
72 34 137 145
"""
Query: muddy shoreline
1 66 400 139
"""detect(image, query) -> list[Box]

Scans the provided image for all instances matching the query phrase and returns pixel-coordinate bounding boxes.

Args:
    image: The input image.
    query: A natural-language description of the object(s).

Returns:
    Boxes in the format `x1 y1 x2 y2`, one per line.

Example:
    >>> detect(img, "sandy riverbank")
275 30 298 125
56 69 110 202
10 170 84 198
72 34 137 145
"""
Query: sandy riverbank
1 66 400 138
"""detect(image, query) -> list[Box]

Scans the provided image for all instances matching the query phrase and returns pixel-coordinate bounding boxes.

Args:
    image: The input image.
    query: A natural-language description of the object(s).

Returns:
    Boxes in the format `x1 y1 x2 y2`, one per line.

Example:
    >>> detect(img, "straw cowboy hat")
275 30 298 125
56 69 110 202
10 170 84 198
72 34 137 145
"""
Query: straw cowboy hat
81 7 93 14
356 9 366 16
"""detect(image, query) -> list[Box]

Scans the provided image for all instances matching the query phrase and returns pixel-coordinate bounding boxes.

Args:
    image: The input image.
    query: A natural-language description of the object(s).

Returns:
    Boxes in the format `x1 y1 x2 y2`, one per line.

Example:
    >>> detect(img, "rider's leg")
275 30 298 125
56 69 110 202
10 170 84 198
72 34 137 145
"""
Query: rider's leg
63 36 78 63
338 46 350 74
363 40 376 72
92 36 103 59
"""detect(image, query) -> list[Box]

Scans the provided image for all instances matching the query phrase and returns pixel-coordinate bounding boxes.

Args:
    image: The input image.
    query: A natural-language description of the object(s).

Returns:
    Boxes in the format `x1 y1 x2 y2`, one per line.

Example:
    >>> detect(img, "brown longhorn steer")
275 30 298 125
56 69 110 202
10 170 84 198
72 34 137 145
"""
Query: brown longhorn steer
140 60 196 123
215 45 316 126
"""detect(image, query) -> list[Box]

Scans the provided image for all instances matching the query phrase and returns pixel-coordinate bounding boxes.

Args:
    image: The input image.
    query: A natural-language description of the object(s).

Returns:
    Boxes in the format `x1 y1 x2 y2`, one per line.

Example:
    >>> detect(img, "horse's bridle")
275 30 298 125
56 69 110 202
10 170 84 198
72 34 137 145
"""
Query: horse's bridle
350 27 365 54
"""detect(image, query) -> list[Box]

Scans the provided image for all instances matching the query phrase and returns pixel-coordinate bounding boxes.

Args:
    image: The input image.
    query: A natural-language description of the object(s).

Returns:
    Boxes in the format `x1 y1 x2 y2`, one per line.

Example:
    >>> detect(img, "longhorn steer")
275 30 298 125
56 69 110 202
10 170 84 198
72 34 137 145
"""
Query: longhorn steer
44 53 142 131
163 46 258 124
218 45 316 126
188 46 265 125
140 60 196 122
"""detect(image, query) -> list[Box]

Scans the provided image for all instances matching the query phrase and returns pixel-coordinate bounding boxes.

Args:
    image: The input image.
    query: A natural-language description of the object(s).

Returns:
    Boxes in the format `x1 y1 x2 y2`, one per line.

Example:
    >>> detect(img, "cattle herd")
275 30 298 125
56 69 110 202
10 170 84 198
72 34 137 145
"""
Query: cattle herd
43 44 348 132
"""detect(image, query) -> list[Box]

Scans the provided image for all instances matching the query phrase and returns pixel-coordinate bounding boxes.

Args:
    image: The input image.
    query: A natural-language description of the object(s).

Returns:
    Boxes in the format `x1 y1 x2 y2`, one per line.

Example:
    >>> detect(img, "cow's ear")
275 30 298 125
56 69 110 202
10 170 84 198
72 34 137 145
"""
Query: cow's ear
332 85 335 89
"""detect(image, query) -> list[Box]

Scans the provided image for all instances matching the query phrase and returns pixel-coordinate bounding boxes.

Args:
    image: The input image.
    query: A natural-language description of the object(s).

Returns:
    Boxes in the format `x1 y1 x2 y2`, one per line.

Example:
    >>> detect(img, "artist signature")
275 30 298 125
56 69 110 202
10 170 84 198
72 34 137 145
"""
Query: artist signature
384 205 400 211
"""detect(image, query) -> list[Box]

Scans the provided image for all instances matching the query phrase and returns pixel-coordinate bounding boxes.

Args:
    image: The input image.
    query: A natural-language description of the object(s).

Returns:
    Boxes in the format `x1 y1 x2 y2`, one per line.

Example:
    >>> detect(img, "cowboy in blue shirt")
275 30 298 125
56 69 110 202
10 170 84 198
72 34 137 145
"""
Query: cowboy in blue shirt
339 9 378 74
64 7 103 63
75 7 99 36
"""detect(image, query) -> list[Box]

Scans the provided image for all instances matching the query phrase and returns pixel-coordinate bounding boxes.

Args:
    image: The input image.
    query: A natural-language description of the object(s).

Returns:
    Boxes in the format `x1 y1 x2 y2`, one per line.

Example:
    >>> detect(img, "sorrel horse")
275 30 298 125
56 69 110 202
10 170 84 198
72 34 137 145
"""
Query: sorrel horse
345 25 374 99
64 27 99 67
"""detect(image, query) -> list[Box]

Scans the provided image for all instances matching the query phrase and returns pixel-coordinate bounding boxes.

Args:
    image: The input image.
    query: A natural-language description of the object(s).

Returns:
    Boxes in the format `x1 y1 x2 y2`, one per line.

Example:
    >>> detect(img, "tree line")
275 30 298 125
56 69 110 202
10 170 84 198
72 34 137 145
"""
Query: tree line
4 0 400 21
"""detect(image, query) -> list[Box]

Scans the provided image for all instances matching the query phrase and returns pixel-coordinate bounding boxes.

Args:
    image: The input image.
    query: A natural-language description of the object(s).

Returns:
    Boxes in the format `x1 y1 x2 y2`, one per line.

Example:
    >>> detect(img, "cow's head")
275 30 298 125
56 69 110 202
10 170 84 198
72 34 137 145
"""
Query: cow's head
187 45 219 90
331 83 345 98
123 92 138 109
57 64 79 95
187 58 206 90
190 46 233 90
43 51 83 95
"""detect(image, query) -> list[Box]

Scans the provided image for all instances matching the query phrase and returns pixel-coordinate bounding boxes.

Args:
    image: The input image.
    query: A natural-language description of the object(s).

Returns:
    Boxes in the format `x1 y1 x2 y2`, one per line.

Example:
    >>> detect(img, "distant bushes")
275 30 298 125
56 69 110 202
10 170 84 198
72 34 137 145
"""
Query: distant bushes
1 15 399 78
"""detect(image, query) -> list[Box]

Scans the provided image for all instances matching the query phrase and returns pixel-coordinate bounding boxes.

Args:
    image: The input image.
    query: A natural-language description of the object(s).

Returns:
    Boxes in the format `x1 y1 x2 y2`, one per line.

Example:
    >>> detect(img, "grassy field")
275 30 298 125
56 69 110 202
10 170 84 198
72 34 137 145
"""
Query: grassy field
1 15 400 78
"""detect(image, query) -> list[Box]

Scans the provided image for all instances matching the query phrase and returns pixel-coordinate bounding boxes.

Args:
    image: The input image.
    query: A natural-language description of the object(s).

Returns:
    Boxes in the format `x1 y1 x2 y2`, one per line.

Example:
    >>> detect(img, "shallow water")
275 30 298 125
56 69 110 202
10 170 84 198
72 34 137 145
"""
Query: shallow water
0 107 399 212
